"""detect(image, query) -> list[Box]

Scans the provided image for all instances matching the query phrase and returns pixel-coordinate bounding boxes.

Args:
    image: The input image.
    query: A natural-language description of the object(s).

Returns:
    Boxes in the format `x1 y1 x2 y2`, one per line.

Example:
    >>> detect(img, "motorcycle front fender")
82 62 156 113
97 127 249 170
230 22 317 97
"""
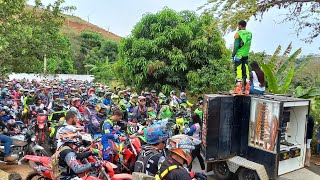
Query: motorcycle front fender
112 173 132 180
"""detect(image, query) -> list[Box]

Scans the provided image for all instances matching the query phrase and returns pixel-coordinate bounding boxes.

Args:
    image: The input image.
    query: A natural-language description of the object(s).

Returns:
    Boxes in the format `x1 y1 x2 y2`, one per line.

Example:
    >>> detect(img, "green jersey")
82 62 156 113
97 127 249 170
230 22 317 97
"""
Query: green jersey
194 108 203 120
232 30 252 58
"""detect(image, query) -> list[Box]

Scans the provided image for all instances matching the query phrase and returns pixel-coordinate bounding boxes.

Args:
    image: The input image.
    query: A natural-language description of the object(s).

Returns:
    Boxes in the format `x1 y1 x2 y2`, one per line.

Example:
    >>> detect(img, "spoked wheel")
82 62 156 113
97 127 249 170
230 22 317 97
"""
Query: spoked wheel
26 172 47 180
212 161 233 180
238 168 259 180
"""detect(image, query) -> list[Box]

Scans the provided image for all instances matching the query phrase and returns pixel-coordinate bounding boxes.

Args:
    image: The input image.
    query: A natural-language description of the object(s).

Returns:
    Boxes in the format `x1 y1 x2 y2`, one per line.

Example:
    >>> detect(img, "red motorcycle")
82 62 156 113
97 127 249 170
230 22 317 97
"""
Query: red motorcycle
23 154 132 180
108 134 141 173
35 113 48 145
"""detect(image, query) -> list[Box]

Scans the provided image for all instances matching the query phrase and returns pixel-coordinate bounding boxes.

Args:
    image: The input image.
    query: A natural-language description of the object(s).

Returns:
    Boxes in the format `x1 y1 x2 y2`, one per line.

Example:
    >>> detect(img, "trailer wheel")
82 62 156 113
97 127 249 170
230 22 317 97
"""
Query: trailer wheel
212 161 232 180
238 168 259 180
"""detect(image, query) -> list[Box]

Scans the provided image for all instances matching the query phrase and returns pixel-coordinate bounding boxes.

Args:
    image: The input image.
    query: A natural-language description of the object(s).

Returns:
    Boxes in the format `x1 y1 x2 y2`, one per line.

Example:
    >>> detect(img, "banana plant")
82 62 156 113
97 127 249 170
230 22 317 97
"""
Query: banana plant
294 86 320 99
258 43 307 94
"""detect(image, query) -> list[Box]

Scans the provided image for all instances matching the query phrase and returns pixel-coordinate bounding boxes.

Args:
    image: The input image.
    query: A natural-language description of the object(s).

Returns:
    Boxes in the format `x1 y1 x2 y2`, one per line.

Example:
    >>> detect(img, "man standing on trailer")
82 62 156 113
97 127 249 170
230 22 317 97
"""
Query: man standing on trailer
305 115 314 167
231 20 252 95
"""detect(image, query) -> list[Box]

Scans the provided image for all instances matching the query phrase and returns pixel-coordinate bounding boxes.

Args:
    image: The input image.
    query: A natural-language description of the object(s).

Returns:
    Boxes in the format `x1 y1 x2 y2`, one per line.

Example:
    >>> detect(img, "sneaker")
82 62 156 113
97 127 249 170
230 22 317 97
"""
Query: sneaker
244 80 250 95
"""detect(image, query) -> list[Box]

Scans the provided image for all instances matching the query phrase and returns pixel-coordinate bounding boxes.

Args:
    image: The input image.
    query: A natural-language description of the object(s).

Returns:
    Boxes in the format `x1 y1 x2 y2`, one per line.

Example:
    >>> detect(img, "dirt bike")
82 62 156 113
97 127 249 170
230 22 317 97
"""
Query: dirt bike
34 113 48 145
173 111 191 135
109 134 141 174
24 154 132 180
0 121 48 164
47 110 66 153
126 121 147 144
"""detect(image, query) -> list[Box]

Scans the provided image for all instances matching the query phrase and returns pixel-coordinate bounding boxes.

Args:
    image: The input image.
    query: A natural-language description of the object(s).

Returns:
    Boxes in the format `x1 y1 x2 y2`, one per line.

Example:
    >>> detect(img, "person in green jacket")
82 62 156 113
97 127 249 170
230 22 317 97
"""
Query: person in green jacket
194 98 203 121
231 20 252 95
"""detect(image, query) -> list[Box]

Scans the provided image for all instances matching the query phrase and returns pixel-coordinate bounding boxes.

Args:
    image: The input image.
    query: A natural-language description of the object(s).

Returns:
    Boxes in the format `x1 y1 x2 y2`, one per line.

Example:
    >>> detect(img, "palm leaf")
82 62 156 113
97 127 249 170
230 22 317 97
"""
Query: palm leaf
282 42 292 56
279 66 294 94
261 63 278 93
276 48 301 76
268 45 281 71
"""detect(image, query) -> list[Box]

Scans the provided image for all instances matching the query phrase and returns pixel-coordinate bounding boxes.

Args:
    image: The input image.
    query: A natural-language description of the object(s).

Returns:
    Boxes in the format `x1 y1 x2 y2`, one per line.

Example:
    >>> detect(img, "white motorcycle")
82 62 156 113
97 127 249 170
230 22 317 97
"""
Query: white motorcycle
0 121 48 163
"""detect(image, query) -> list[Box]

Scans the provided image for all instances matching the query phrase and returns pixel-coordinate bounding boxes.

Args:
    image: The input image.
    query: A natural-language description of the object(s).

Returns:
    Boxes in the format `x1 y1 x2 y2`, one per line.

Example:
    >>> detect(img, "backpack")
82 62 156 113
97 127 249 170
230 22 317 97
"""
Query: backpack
134 146 160 174
49 146 71 180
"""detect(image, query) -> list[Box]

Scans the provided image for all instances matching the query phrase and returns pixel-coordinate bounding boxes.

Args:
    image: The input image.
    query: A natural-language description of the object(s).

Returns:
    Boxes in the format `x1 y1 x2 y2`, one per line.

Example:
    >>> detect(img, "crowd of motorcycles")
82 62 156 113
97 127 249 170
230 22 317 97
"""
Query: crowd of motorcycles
0 79 202 180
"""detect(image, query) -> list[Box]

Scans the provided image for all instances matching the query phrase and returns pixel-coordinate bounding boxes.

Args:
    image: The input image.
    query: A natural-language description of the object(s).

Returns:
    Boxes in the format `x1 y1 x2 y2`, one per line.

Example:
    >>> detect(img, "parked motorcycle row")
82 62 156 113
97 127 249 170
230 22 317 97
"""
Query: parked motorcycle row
0 79 204 180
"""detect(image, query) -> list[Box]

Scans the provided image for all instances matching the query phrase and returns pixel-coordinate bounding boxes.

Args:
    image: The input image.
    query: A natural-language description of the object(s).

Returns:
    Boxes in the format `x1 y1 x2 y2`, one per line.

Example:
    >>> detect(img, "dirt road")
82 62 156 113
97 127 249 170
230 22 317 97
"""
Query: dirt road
0 163 32 179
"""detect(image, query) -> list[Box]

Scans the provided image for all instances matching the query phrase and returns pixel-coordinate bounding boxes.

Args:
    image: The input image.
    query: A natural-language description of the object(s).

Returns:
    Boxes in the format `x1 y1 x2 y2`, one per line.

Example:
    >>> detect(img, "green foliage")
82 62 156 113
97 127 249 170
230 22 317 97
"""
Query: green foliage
256 44 307 94
85 57 114 84
187 56 234 94
78 31 119 75
0 0 76 74
118 8 226 92
292 56 320 89
201 0 320 42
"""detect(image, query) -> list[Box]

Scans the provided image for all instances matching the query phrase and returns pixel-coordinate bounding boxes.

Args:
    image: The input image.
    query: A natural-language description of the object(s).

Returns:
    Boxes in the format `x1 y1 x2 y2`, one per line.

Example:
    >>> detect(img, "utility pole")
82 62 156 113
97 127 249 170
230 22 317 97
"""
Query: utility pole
43 54 47 76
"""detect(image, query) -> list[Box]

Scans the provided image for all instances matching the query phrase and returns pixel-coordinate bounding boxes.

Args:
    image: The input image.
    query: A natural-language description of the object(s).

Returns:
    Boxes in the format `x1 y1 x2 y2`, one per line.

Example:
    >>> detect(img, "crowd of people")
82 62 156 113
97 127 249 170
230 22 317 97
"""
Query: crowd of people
0 78 207 180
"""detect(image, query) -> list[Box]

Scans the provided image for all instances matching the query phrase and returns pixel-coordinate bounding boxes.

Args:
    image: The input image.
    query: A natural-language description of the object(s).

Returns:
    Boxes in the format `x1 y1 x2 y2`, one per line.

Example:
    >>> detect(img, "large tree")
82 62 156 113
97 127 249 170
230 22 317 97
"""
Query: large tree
118 8 226 92
201 0 320 42
0 0 76 74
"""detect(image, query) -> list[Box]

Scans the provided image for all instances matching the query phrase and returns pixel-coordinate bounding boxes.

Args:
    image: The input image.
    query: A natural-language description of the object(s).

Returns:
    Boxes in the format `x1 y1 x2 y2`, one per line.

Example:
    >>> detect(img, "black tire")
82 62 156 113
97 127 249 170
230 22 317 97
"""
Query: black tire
26 171 46 180
212 161 233 180
238 168 259 180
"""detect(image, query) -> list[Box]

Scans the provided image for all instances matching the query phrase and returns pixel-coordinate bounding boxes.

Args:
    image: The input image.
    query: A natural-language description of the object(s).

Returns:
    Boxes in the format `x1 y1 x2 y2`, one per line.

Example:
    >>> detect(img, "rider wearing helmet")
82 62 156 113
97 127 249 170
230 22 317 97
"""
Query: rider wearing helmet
88 104 107 137
150 90 159 105
194 97 203 121
101 110 123 160
70 97 84 120
84 97 97 122
52 92 60 100
118 90 129 121
170 90 180 104
102 92 113 106
0 89 10 106
0 108 17 162
128 93 138 117
24 89 36 106
131 96 148 123
96 88 105 102
125 87 131 102
158 100 178 119
58 126 98 180
144 92 156 109
155 134 206 180
58 86 65 98
111 94 119 106
52 98 66 112
134 124 169 176
179 92 193 110
22 89 36 119
42 86 52 108
158 92 167 109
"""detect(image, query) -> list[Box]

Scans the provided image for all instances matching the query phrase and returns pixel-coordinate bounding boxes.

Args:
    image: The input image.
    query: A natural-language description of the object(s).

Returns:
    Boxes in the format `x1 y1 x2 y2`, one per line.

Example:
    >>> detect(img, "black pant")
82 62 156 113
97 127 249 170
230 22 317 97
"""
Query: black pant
188 144 205 171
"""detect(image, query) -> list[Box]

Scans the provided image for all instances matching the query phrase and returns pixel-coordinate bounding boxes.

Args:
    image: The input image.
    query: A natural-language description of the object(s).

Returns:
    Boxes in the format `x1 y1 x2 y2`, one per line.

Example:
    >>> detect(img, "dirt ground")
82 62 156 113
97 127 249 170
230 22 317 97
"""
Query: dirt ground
0 156 320 180
0 162 32 179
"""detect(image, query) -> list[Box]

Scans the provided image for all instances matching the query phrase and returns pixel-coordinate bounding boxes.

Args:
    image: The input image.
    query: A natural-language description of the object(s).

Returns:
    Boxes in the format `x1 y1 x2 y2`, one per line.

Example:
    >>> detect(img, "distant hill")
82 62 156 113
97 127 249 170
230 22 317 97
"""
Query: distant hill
60 14 122 56
25 4 121 55
62 14 121 42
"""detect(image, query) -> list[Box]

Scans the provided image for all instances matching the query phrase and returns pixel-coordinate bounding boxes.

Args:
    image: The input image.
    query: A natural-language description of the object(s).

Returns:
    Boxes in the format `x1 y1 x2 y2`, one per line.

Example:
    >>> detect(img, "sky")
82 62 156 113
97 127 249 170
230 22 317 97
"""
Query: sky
28 0 320 55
